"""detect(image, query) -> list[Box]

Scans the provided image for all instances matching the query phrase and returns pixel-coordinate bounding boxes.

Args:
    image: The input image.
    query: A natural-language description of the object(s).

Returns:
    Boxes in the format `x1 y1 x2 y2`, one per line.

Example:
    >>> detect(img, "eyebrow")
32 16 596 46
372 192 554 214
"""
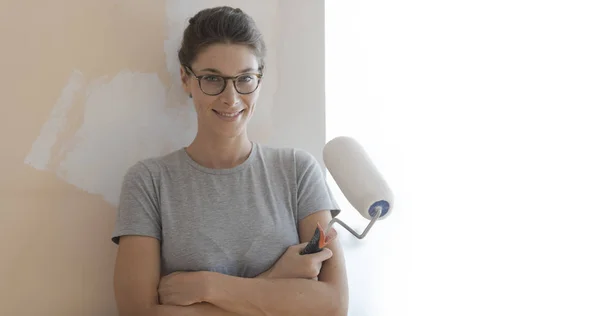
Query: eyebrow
198 67 258 74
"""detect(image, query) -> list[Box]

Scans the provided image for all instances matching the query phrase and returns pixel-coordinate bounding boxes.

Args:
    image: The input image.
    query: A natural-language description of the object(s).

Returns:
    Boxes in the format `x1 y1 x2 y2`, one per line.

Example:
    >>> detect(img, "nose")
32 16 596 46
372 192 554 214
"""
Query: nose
219 79 240 106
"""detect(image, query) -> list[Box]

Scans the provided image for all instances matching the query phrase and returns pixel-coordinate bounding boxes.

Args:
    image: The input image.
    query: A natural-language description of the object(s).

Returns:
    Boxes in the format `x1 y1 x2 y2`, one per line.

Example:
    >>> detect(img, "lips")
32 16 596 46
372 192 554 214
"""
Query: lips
213 109 244 118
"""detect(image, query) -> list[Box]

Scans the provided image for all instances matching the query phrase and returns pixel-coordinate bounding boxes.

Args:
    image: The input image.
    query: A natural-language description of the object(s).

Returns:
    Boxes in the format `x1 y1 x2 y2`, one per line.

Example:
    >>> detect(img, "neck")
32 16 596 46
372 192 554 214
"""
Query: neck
186 130 253 169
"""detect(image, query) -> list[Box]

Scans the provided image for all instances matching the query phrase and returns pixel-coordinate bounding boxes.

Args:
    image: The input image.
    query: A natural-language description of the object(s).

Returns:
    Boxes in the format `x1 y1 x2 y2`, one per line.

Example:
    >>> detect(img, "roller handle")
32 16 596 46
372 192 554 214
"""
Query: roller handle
299 227 324 255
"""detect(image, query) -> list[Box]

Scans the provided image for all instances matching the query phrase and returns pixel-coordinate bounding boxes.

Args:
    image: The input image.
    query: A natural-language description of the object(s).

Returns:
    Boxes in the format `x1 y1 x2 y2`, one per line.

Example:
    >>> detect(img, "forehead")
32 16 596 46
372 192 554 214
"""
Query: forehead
192 43 259 74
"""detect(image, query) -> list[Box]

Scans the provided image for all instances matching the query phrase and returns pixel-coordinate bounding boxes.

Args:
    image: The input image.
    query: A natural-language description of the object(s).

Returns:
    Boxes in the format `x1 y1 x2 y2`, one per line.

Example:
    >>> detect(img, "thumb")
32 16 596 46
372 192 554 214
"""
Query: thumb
292 242 310 252
312 247 333 261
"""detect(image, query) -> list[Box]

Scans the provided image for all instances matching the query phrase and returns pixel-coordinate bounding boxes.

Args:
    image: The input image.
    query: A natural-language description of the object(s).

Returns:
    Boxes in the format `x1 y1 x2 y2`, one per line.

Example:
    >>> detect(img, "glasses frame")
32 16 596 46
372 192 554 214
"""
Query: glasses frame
185 65 263 96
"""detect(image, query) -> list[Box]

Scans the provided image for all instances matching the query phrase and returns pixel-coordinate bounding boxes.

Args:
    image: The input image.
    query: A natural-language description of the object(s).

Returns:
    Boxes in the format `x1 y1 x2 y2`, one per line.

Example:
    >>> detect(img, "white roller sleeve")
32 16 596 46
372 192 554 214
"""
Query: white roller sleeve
323 136 394 220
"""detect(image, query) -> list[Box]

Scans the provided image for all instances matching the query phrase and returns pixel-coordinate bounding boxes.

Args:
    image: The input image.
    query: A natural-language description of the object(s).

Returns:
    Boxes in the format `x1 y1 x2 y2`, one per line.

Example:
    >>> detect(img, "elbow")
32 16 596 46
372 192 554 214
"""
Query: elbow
335 288 349 316
115 303 159 316
326 307 347 316
332 300 348 316
324 304 347 316
324 287 348 316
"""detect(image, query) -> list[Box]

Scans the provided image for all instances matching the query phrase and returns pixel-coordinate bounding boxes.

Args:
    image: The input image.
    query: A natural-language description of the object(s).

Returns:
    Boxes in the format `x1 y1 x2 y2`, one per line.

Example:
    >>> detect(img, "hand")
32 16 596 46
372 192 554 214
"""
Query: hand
263 242 333 280
158 271 206 306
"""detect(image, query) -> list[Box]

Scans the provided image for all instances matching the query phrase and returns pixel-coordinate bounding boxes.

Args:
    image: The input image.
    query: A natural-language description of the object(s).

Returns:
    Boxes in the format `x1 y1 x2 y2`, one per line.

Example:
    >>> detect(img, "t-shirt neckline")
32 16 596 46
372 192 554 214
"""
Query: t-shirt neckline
180 142 258 175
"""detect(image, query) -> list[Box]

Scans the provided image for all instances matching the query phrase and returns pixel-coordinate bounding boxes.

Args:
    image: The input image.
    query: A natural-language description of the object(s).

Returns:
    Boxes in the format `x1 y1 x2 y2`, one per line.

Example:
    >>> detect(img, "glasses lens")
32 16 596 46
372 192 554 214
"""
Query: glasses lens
235 74 259 94
200 75 225 95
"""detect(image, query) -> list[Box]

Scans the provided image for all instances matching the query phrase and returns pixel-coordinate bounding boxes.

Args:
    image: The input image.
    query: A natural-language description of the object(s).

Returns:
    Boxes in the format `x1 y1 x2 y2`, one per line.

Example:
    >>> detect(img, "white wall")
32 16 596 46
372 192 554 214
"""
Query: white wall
270 1 327 162
326 1 600 315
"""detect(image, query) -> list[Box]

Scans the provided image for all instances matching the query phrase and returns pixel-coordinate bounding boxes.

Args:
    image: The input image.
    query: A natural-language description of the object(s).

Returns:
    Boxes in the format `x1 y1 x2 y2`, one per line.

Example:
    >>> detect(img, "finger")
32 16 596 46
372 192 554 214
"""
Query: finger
311 247 333 261
291 242 309 252
315 262 323 273
159 294 171 305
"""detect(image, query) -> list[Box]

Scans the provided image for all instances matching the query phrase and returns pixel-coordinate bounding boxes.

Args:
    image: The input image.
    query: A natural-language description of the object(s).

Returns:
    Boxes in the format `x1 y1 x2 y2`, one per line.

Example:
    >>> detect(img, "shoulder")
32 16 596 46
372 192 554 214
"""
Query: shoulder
292 147 321 170
254 143 321 172
122 149 184 183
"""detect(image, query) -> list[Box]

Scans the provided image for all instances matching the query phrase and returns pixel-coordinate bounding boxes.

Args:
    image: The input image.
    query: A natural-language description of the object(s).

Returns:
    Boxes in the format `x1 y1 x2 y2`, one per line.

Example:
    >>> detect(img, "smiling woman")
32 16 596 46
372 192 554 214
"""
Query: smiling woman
181 43 263 143
111 6 349 316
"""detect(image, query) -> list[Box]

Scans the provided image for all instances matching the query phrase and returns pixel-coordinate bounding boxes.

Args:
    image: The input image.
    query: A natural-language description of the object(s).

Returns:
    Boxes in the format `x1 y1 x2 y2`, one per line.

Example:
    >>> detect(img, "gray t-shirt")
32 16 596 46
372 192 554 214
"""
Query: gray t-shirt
111 142 339 278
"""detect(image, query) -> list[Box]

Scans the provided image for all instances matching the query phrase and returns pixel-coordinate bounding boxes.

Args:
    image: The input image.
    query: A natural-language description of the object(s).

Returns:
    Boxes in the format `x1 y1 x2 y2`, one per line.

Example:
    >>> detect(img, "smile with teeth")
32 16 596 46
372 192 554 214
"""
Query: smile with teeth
214 109 244 118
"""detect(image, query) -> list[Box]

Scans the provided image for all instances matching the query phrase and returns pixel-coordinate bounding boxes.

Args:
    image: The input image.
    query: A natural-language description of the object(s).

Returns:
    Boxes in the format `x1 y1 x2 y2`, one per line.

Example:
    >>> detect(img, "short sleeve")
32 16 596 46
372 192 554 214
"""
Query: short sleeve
295 149 341 221
111 161 162 245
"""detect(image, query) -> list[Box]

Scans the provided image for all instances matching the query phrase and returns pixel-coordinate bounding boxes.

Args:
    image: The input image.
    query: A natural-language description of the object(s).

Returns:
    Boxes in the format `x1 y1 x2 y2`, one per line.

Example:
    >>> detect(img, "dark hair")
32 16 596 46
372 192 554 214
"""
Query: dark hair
178 6 266 73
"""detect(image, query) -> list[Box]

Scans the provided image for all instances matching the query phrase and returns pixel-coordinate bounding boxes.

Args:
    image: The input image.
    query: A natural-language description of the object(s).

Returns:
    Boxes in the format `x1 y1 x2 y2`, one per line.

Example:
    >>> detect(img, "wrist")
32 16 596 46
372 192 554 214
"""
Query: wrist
257 267 273 279
202 271 245 307
191 271 213 303
200 271 228 303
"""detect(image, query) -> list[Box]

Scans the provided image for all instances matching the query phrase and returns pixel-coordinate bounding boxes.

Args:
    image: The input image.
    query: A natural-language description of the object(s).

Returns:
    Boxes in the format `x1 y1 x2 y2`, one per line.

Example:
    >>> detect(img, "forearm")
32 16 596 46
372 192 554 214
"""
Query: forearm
203 272 343 316
143 303 240 316
148 304 197 316
187 303 242 316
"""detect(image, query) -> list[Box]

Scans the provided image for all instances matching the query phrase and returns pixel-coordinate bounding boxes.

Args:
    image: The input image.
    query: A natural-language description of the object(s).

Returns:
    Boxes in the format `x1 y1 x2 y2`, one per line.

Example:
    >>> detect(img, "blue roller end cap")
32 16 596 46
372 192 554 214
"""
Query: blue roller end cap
368 200 389 218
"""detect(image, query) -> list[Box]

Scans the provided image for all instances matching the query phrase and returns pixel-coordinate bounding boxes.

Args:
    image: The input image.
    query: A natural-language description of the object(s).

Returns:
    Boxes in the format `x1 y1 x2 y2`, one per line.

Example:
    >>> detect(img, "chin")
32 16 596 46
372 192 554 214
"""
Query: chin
216 126 247 139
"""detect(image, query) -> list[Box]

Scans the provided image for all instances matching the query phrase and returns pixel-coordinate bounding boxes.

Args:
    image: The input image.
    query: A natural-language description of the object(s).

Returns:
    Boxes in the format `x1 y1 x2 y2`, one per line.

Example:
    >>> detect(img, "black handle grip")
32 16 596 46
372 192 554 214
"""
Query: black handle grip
300 226 324 255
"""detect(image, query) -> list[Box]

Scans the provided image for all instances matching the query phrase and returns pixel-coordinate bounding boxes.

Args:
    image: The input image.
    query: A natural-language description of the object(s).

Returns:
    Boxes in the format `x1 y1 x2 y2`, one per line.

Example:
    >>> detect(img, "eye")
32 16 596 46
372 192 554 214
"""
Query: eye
202 75 221 82
237 75 255 83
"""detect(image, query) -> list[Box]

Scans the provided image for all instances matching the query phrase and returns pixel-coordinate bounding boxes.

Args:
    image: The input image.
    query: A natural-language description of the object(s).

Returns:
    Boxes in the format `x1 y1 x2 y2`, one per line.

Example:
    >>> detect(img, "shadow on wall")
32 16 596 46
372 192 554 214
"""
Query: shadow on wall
0 0 277 315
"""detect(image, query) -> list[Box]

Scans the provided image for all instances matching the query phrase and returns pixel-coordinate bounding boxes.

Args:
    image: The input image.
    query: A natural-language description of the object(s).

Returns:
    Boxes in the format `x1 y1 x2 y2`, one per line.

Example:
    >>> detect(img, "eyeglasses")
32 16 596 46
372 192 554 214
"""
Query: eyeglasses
185 66 263 96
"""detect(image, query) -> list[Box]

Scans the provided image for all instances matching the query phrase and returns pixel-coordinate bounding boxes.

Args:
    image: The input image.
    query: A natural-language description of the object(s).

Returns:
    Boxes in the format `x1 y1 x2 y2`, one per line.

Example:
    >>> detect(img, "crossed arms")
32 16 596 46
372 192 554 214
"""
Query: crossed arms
113 210 349 316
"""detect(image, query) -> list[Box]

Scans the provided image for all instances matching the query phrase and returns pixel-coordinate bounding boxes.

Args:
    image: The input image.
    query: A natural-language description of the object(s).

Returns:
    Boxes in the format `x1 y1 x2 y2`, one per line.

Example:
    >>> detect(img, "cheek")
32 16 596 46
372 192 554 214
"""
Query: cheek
194 96 219 112
243 95 259 111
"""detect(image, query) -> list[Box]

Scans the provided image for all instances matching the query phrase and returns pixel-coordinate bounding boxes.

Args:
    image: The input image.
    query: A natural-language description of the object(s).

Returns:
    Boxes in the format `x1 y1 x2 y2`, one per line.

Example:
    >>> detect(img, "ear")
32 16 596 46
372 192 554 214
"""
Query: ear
180 65 192 96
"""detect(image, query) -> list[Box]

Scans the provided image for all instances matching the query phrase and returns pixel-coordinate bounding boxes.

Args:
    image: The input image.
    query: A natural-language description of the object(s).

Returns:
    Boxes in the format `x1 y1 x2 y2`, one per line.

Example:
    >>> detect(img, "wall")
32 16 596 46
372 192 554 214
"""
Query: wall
0 1 327 315
326 1 600 315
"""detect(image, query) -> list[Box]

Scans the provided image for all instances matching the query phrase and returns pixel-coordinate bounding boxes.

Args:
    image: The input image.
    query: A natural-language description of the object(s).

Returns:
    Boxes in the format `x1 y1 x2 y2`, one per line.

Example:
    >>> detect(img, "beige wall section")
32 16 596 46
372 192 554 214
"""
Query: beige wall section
0 0 325 315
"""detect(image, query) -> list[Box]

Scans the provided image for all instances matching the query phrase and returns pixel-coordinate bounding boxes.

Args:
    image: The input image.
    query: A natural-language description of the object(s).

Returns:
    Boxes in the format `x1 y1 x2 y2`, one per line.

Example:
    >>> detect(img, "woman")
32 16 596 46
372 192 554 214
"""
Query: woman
111 6 349 316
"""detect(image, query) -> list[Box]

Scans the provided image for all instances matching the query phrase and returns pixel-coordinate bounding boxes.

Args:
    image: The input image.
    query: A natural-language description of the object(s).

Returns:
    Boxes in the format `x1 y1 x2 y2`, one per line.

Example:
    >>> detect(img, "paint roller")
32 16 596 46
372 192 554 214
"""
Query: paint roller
300 136 394 255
